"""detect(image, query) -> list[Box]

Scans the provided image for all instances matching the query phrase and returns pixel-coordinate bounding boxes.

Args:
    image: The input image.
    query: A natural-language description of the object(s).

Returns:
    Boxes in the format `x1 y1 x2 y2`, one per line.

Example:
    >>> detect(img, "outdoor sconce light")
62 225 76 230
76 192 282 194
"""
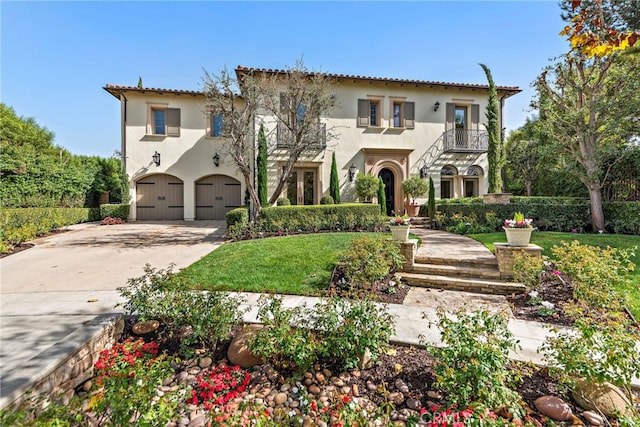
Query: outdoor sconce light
152 151 161 166
348 164 358 182
213 153 220 167
420 164 429 179
433 102 440 112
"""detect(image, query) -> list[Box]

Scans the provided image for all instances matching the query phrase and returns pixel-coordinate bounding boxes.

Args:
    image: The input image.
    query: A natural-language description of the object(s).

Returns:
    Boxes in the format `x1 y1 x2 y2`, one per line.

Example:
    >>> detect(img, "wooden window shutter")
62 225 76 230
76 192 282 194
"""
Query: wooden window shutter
445 103 455 131
404 102 415 129
357 99 370 126
471 104 480 130
167 108 181 136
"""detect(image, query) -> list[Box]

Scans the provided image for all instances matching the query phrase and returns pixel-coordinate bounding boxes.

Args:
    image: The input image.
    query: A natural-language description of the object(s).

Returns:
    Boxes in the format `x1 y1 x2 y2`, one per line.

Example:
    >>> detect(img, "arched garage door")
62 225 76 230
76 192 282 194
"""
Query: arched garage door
136 174 184 220
195 175 242 220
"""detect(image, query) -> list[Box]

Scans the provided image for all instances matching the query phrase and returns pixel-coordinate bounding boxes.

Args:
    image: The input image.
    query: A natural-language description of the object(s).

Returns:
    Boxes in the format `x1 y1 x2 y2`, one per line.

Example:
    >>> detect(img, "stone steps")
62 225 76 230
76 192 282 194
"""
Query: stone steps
398 271 525 295
408 262 502 279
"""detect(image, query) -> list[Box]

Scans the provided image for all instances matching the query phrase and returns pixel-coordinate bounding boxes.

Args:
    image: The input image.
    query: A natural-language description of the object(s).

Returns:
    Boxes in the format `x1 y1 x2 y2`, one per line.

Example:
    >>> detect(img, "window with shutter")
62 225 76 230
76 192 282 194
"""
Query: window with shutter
211 114 223 137
357 99 370 127
404 102 415 129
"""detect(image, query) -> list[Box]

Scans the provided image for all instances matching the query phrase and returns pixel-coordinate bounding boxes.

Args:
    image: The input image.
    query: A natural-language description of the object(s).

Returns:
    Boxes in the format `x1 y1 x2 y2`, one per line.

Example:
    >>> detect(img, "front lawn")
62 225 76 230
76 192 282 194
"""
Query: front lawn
174 232 387 295
468 231 640 318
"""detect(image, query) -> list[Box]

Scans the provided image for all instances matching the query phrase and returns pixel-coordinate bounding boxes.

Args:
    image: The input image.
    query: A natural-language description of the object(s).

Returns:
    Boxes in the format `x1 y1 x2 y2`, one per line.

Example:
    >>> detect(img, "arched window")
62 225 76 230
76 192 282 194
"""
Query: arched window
441 165 458 176
467 165 484 176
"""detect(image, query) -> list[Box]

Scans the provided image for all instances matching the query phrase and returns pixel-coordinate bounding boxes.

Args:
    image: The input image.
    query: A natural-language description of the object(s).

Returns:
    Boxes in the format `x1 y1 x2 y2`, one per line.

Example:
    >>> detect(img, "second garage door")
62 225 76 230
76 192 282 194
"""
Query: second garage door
195 175 242 220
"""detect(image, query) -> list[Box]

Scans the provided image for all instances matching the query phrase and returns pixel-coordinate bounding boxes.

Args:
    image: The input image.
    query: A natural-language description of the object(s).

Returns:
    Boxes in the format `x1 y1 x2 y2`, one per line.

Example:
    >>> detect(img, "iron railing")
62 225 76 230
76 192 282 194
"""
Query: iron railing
442 129 489 152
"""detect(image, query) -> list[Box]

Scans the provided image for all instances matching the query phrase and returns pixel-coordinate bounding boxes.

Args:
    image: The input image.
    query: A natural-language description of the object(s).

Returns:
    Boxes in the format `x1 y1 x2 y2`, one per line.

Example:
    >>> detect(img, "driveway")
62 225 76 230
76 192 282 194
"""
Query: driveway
0 220 227 407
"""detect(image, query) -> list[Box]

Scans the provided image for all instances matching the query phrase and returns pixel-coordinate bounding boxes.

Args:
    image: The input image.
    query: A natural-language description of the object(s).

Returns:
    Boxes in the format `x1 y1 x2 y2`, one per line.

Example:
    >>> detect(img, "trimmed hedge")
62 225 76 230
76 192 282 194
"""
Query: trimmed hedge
432 198 640 235
260 203 385 232
100 203 130 220
226 206 249 228
0 207 100 252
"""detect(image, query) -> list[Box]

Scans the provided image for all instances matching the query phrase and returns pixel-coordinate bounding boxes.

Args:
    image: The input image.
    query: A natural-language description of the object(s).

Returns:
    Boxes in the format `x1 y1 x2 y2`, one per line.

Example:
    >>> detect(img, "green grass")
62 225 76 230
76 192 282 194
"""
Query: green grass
175 232 387 296
468 231 640 318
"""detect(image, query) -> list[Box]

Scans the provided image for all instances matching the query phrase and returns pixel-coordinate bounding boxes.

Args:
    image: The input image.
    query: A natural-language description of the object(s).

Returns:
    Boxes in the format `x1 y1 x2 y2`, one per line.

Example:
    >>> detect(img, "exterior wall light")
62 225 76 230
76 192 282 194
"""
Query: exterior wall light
152 151 161 166
433 102 440 112
213 153 220 167
420 164 429 179
348 164 358 182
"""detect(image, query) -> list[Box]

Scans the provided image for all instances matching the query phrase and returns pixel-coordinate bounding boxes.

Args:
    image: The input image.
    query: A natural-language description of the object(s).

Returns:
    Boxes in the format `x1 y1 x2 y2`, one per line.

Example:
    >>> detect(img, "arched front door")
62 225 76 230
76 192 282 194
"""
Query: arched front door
378 168 395 216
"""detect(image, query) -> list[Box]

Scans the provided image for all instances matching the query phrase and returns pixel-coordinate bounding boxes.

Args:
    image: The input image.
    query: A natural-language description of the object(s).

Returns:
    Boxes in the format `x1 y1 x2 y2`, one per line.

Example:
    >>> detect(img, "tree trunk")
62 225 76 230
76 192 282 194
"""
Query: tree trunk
525 181 532 196
587 183 606 232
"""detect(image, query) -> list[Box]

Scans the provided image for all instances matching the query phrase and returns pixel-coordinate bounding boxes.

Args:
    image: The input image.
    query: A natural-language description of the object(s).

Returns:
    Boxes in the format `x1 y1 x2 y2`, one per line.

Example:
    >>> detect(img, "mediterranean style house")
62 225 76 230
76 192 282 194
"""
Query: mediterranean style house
104 66 520 221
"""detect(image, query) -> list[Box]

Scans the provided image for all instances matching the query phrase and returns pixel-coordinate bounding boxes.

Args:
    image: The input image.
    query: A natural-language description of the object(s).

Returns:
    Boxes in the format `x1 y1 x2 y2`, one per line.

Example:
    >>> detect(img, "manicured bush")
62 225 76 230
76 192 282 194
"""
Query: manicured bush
337 235 404 288
99 203 129 220
320 195 334 205
226 206 249 228
0 207 99 252
260 203 385 233
355 174 379 202
276 197 291 206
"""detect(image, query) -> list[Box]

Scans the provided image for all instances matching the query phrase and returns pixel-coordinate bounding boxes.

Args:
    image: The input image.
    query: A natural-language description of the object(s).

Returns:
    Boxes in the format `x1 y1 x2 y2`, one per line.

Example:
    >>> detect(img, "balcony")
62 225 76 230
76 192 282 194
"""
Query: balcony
276 123 327 150
443 129 488 153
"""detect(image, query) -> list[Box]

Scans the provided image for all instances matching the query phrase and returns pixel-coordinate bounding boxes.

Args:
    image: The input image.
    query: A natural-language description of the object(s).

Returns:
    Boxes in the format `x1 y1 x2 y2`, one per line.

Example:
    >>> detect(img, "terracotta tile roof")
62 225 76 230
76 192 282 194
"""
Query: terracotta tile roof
103 84 204 99
235 65 522 97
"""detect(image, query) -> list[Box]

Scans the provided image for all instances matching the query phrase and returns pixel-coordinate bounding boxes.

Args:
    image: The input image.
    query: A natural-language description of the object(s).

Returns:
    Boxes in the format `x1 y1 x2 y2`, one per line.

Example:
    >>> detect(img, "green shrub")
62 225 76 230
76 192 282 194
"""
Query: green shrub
355 174 379 202
424 307 524 418
226 206 249 228
338 235 404 288
260 203 385 233
276 197 291 206
117 264 246 357
99 203 129 220
604 202 640 235
320 195 334 205
0 207 98 252
314 297 396 369
512 253 546 290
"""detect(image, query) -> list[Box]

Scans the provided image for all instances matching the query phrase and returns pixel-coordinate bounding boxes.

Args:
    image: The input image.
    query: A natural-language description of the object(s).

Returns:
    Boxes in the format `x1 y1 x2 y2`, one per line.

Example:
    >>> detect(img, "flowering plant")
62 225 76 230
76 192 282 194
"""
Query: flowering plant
187 364 251 410
503 212 533 228
389 214 410 226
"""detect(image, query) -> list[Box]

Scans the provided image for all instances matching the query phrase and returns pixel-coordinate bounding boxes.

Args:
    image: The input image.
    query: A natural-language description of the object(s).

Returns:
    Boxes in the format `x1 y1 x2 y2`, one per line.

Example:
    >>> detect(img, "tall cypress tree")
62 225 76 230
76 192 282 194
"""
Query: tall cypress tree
329 152 340 204
480 63 504 194
378 178 386 215
427 177 436 219
257 124 268 206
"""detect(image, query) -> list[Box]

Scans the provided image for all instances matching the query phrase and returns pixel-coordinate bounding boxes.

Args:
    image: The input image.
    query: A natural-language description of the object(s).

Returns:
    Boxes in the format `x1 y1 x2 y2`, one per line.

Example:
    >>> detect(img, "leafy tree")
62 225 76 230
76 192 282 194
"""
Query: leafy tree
202 59 336 219
257 124 268 206
355 174 379 202
377 178 386 215
535 51 640 230
330 151 340 204
480 63 504 194
505 117 552 196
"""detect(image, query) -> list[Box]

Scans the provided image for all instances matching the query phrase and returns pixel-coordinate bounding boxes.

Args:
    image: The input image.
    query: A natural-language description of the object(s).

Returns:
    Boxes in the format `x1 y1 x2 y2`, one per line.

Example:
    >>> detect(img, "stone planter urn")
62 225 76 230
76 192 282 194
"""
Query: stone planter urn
389 225 411 242
503 227 534 247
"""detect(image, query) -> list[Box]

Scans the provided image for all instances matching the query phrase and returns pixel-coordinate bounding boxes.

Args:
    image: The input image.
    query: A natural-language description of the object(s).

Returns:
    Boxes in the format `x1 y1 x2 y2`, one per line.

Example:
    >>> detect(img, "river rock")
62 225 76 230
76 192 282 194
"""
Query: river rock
571 379 634 418
534 395 573 421
274 392 288 406
227 325 263 368
582 411 605 426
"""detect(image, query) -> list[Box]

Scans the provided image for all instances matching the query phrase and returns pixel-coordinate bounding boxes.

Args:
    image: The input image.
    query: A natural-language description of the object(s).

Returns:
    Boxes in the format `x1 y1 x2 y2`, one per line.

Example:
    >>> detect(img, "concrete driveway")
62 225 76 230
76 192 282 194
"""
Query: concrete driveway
0 220 227 407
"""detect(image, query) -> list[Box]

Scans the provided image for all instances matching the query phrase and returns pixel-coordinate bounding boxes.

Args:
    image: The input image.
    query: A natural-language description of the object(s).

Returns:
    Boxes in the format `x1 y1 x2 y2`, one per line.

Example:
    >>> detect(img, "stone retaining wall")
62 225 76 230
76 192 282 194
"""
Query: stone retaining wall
2 314 124 411
495 243 543 279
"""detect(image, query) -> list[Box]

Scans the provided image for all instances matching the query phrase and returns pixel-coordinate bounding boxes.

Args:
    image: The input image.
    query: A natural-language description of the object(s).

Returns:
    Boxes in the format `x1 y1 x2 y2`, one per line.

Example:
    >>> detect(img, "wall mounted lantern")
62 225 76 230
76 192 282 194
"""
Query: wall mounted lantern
348 164 358 182
433 102 440 112
152 151 161 166
213 153 220 167
420 164 429 179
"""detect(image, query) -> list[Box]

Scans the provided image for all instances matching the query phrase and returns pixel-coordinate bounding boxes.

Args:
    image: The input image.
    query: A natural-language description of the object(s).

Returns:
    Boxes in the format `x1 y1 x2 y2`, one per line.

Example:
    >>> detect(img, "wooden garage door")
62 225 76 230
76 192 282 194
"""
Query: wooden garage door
195 175 242 220
136 174 184 220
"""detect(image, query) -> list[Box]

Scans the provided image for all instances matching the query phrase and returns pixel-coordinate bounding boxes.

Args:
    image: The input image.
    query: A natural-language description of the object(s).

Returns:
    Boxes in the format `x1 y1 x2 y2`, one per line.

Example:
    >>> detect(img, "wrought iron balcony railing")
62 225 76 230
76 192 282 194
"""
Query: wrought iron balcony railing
443 129 489 152
276 123 327 150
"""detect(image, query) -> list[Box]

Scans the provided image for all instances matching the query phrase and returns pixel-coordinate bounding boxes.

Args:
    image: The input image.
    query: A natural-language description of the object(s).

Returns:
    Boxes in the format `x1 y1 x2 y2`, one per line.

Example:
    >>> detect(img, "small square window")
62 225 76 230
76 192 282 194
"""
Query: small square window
211 114 223 137
153 109 166 135
148 106 180 136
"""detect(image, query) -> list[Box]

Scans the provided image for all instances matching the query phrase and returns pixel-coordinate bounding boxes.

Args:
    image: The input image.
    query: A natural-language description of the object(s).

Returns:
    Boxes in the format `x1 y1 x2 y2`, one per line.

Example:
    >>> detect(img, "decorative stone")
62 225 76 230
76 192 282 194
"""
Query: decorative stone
534 396 573 421
395 379 409 393
198 357 213 369
132 320 159 336
582 411 605 426
308 385 321 395
406 398 422 411
571 379 634 418
315 372 326 384
274 392 288 406
227 326 263 368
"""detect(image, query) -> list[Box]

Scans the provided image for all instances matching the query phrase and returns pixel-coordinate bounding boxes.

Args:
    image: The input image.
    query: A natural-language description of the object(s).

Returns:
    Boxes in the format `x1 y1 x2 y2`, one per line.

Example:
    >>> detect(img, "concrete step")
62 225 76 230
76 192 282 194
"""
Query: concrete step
414 254 499 268
409 262 501 279
398 272 525 295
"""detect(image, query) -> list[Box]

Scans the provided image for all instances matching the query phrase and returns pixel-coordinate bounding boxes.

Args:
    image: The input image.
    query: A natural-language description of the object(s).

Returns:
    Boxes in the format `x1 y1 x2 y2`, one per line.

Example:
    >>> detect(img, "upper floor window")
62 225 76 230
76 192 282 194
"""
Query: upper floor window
391 100 415 129
357 98 382 127
147 105 180 137
211 114 224 137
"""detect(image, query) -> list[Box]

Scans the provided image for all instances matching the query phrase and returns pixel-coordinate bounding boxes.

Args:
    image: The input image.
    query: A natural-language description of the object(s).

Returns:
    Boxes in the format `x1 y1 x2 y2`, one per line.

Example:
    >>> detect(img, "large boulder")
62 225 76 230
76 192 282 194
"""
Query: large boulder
227 325 263 368
534 395 574 421
571 379 635 418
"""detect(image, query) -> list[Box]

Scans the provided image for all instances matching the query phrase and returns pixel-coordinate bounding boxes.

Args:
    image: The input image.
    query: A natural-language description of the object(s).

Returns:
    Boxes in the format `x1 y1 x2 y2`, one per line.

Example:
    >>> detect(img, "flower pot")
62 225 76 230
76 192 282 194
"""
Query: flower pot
389 225 410 242
405 204 420 217
503 227 533 247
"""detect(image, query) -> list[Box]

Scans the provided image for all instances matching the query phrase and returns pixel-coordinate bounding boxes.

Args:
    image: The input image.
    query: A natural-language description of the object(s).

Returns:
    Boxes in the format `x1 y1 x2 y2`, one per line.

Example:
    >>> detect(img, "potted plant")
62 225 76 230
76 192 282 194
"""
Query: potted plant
503 212 535 246
355 173 380 203
401 176 429 217
388 214 410 242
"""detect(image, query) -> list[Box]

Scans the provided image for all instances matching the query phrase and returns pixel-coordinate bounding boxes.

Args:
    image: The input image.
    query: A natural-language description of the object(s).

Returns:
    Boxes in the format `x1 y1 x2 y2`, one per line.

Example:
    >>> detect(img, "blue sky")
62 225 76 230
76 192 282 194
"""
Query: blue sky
2 1 568 158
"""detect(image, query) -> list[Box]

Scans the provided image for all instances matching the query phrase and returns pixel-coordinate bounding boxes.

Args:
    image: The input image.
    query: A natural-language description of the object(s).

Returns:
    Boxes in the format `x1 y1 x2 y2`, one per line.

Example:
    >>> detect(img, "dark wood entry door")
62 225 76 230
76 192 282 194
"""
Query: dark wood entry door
378 168 395 216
